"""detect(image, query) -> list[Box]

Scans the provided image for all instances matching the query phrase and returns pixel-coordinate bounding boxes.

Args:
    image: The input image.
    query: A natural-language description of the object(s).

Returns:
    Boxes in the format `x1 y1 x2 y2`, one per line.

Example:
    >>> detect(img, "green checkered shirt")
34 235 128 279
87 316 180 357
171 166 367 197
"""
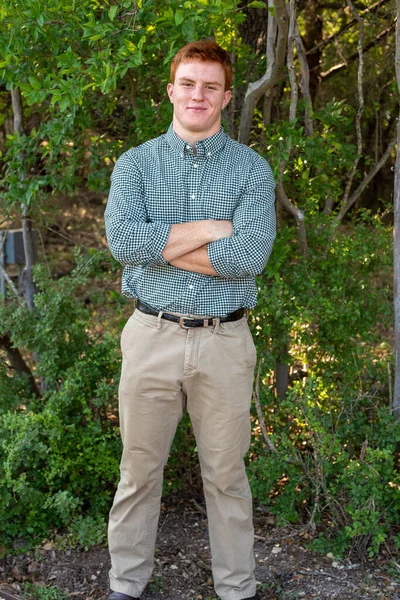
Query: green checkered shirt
105 124 276 316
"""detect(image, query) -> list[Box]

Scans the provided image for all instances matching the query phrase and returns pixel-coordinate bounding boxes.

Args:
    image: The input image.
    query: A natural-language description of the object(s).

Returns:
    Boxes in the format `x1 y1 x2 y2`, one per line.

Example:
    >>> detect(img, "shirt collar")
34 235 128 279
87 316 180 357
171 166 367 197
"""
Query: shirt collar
165 123 227 158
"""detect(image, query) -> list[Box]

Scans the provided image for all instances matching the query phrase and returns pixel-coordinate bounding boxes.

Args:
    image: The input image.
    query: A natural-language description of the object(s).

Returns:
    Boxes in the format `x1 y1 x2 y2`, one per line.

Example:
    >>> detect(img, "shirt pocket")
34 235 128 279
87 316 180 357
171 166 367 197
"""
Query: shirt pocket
144 189 185 223
201 192 240 220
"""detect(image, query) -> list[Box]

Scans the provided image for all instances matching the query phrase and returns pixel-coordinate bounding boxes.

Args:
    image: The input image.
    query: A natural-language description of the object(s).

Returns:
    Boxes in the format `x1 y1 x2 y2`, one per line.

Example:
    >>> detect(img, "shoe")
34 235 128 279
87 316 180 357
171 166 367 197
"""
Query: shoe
107 592 139 600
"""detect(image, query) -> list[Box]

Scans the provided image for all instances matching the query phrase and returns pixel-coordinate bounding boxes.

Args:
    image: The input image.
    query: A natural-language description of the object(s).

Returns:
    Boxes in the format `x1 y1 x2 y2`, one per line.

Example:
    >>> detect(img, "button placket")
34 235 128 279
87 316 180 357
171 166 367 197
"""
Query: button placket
183 151 204 219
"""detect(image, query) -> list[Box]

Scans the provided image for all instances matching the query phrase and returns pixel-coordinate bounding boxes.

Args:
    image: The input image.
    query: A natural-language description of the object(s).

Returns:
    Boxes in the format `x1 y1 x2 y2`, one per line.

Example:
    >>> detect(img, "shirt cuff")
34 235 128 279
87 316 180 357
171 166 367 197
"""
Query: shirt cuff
207 238 235 278
150 222 171 265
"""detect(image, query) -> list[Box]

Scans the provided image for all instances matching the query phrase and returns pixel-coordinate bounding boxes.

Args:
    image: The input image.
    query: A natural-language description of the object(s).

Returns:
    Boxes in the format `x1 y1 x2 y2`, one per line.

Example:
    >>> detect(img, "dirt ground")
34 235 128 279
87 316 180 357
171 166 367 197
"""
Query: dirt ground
1 491 399 600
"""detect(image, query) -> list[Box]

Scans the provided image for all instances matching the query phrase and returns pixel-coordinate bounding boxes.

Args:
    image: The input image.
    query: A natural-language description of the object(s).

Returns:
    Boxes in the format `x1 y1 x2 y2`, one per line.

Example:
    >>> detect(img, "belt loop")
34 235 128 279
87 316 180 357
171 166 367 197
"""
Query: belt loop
212 317 220 334
157 310 163 330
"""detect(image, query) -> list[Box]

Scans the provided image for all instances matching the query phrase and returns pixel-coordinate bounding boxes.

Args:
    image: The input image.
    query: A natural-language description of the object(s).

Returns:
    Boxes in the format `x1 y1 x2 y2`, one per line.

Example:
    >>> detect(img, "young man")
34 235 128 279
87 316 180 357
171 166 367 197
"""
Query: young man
105 40 276 600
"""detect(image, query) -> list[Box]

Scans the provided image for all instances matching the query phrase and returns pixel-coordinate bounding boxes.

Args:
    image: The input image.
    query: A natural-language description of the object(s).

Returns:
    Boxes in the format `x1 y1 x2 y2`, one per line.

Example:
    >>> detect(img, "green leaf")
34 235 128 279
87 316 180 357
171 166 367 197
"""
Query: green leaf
247 0 267 6
59 96 70 111
175 10 184 25
108 5 118 21
28 76 42 90
138 35 146 50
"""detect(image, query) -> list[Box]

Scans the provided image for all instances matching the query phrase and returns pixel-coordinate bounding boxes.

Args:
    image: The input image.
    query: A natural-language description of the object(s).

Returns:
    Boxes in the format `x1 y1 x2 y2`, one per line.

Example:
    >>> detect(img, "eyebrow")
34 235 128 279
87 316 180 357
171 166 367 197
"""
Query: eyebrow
178 77 222 87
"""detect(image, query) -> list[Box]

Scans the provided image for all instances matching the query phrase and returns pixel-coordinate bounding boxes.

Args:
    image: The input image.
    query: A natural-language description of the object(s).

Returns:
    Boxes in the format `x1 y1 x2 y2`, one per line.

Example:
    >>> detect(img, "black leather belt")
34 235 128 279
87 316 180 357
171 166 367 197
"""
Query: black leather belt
136 301 245 329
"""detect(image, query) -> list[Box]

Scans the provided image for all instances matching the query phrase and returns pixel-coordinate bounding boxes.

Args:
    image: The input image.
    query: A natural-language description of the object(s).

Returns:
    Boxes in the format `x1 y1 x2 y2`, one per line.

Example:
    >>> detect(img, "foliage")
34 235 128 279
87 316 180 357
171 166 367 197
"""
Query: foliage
246 154 396 556
22 582 68 600
248 380 400 558
0 0 243 218
0 254 122 547
65 515 108 551
0 0 397 562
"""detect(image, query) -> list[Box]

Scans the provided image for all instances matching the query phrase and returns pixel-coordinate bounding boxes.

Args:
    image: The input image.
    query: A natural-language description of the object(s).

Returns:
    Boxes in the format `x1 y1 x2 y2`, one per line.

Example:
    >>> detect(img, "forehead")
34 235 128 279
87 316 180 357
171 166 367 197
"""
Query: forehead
174 60 225 84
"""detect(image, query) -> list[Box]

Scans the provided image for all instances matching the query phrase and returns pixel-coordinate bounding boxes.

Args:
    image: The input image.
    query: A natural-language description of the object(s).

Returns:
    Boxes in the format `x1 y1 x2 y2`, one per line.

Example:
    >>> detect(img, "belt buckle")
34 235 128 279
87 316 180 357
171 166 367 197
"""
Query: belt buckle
179 316 191 329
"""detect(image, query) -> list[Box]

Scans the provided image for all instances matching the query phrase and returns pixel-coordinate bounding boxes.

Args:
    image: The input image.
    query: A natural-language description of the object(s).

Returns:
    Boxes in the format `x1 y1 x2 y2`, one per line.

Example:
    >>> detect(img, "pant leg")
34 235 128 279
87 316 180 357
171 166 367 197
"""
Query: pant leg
108 310 185 597
185 317 257 600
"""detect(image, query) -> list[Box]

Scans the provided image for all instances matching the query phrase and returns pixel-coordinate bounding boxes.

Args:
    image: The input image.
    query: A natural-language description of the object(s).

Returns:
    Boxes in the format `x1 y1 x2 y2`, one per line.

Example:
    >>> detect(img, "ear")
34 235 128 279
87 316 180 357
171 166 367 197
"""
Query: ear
222 90 231 109
167 83 174 103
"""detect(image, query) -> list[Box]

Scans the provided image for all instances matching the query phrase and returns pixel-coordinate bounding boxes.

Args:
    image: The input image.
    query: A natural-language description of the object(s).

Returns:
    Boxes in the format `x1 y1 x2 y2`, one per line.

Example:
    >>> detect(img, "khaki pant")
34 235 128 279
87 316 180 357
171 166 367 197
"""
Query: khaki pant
108 309 257 600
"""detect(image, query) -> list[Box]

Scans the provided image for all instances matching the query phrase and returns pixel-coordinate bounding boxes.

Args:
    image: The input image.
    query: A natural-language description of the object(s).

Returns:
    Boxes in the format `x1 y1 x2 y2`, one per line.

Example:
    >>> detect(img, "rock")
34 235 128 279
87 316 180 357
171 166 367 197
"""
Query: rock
42 542 56 551
27 562 38 574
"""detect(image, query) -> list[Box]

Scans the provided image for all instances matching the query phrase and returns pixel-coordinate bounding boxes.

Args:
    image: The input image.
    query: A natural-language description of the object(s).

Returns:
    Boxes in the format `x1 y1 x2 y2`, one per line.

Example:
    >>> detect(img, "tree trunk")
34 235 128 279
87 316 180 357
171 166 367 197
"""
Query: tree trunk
10 86 36 311
299 0 323 101
234 1 270 128
0 334 41 398
275 355 290 400
393 0 400 420
238 0 288 145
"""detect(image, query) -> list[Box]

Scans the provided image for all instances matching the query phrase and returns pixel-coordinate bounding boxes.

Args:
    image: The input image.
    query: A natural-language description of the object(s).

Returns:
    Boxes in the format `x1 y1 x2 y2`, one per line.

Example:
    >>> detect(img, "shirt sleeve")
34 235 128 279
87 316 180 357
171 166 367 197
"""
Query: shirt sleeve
104 151 171 267
207 156 276 279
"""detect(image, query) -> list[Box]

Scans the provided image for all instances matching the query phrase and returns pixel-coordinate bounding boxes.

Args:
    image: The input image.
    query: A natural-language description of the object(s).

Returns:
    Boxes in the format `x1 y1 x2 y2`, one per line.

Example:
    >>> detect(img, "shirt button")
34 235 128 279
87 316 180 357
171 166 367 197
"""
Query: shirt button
193 163 198 168
188 284 193 289
191 194 195 200
207 152 211 157
186 145 191 150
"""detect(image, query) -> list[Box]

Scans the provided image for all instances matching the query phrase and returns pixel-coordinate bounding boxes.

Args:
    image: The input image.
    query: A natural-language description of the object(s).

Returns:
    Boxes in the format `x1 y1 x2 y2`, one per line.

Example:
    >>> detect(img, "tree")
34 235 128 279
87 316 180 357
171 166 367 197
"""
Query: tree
393 0 400 419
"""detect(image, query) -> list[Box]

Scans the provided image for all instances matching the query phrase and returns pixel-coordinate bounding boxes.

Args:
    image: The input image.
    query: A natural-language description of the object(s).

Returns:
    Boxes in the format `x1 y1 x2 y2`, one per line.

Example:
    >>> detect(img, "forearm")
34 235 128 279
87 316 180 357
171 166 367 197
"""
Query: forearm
105 218 171 267
208 231 275 278
162 220 233 262
170 245 218 276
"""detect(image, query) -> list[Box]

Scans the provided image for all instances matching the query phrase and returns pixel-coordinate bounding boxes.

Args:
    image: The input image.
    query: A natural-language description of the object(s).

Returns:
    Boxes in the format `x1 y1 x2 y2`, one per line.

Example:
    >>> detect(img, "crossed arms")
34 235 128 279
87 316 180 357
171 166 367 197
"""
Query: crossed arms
162 220 233 276
105 152 276 279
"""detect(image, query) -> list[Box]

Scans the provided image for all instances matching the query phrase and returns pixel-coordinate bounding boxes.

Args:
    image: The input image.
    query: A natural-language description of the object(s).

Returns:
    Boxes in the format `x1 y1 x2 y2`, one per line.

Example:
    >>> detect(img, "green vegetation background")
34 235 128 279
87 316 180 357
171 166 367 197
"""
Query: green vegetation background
0 0 399 561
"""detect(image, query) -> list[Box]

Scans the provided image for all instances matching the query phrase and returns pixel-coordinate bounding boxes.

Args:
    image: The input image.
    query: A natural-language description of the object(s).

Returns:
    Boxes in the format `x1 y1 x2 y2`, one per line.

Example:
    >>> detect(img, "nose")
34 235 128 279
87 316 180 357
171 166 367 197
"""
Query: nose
191 85 205 101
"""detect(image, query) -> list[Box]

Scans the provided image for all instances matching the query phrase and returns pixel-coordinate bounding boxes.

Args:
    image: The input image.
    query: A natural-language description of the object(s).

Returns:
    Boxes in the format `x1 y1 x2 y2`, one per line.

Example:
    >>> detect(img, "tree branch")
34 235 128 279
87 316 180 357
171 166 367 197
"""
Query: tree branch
253 359 300 464
392 0 400 420
306 0 393 56
276 182 308 256
320 22 396 81
341 0 365 209
0 262 20 299
261 8 278 127
11 87 24 136
0 334 41 398
253 361 278 454
238 0 288 145
287 0 298 123
337 137 396 222
274 0 308 257
295 22 314 136
10 87 35 311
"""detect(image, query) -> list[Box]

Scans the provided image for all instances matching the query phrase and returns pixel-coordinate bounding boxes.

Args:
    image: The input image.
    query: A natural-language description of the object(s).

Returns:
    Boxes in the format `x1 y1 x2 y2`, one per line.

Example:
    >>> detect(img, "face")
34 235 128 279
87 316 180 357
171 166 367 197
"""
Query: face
167 60 231 144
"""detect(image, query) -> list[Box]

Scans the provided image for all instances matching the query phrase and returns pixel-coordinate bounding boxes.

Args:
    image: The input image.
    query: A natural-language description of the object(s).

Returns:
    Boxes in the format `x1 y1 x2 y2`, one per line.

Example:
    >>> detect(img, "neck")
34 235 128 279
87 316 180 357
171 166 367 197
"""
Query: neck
172 122 220 149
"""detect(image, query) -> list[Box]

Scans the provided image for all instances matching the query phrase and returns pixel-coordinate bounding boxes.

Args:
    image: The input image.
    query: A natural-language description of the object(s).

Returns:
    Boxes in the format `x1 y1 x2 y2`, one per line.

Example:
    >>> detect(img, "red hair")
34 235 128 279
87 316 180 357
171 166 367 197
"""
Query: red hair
170 40 232 91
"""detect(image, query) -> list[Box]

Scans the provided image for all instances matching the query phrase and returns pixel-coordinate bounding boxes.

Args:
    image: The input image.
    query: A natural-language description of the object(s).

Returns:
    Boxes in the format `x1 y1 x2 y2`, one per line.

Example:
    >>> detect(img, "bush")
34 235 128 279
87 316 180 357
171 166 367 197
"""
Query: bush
0 254 122 547
246 204 398 557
